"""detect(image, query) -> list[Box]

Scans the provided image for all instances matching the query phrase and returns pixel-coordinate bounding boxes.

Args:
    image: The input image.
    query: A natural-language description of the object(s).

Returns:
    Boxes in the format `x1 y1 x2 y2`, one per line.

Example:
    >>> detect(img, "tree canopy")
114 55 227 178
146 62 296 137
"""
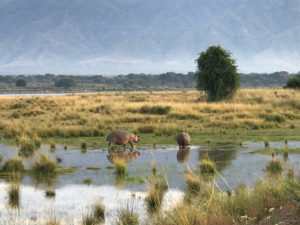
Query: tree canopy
15 79 27 87
54 77 76 88
195 46 240 101
285 73 300 89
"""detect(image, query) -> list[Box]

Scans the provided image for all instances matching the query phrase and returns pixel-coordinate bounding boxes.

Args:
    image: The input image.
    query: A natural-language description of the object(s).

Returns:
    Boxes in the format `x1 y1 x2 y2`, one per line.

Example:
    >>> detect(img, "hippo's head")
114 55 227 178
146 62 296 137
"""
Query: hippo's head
133 135 140 143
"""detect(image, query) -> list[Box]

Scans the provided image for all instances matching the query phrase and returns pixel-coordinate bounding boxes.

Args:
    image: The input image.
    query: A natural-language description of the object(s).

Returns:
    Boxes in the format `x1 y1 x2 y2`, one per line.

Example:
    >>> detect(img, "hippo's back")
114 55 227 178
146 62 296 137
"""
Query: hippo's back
107 131 132 145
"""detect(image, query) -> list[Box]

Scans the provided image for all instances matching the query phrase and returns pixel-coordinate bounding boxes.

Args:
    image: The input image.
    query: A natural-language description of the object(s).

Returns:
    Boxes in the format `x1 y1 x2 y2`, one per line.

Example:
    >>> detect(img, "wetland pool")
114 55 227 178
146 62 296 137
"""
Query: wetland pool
0 141 299 224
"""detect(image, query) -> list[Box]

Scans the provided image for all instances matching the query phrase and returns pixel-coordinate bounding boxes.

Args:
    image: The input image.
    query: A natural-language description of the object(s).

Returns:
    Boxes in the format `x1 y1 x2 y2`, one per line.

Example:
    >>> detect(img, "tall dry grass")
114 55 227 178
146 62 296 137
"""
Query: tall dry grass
0 89 299 139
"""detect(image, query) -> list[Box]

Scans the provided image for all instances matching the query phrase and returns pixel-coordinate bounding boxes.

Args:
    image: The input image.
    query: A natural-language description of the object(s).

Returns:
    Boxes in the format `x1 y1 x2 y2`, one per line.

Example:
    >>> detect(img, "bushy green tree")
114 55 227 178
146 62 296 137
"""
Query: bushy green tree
195 46 240 101
285 73 300 89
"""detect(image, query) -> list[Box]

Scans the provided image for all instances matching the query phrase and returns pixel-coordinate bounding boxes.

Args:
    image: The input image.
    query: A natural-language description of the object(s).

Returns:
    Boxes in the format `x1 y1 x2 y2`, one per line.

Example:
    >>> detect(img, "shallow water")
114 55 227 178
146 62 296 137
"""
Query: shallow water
0 142 299 224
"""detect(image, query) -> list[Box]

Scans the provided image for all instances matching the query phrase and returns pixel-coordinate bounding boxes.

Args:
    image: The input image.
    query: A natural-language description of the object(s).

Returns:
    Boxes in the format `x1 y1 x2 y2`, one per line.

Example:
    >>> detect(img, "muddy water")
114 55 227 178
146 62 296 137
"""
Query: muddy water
0 142 299 224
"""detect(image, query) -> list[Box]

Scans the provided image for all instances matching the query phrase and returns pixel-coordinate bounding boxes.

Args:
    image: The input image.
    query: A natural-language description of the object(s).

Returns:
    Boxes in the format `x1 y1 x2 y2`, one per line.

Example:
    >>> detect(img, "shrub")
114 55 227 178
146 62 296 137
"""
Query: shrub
265 159 282 174
264 114 285 123
0 153 2 162
114 158 127 175
149 106 171 115
1 158 24 173
31 154 57 175
11 112 20 118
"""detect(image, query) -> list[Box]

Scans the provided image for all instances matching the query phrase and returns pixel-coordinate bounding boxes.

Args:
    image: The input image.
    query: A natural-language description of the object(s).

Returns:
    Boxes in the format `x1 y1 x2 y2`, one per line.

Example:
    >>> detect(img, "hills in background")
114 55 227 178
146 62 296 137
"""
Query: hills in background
0 0 300 74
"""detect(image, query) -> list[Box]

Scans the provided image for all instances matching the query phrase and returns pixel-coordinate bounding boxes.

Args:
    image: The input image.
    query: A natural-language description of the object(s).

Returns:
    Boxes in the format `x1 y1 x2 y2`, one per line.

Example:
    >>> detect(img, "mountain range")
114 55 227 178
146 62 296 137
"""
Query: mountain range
0 0 300 75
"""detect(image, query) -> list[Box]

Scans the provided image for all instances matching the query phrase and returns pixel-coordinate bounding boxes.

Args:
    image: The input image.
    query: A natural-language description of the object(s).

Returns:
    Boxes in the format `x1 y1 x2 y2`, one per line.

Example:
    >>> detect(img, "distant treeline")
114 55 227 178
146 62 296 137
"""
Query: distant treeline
0 71 295 93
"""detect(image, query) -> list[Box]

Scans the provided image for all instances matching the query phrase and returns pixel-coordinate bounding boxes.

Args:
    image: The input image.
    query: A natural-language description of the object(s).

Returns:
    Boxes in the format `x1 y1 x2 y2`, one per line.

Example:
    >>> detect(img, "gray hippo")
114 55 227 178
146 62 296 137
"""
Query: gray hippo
107 131 140 151
107 151 140 164
176 132 190 148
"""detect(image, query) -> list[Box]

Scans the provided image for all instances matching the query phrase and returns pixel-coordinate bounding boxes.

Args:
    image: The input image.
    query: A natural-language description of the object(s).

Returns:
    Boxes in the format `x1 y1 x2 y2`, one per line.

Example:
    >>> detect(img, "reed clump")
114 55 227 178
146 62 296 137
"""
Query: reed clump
265 158 283 174
150 171 299 225
199 158 216 175
18 135 34 157
116 208 139 225
1 158 24 173
8 184 20 209
92 201 105 223
114 158 127 175
31 154 57 175
33 135 42 147
185 173 202 195
145 175 168 212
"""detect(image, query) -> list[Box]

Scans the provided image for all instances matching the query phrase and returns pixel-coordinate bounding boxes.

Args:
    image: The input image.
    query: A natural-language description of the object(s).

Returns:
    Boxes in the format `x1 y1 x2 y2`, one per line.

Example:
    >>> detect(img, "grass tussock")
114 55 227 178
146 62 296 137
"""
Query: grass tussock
185 173 202 195
150 171 300 225
199 158 216 175
1 158 24 173
45 190 56 199
92 201 105 223
114 158 127 175
145 175 168 212
116 208 139 225
31 154 57 175
18 135 34 157
8 184 20 209
33 135 42 147
265 158 283 174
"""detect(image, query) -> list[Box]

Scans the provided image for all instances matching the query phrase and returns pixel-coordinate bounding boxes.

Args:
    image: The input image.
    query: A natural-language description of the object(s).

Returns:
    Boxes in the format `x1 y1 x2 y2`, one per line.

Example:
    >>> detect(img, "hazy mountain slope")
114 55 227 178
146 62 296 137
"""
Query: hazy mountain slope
0 0 299 74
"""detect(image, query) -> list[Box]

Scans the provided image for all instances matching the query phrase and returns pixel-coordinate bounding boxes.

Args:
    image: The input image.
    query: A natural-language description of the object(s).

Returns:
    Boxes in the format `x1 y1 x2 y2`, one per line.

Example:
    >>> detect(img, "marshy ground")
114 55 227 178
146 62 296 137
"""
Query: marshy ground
0 89 299 224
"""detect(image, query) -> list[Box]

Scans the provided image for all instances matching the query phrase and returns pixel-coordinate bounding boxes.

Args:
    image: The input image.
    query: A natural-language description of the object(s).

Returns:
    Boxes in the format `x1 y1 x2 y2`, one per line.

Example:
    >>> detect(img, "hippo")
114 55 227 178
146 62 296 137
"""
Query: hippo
107 151 140 164
176 132 190 148
107 131 140 151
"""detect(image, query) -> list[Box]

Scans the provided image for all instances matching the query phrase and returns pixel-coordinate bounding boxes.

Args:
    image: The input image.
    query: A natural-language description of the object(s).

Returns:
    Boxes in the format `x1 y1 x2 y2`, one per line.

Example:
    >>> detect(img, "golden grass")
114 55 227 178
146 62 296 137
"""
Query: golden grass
0 89 299 139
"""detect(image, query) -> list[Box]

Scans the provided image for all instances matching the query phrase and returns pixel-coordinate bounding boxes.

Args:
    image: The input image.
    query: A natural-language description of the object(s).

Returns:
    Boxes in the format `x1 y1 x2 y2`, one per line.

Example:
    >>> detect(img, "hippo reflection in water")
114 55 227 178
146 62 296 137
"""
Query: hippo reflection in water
107 151 140 164
107 131 140 151
177 148 190 163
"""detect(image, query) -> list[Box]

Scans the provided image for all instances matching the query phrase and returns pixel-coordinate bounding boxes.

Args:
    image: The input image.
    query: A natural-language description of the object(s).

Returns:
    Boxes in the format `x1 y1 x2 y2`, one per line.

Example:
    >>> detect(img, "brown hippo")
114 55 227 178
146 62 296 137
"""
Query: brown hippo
107 151 140 164
107 131 140 150
176 132 190 148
